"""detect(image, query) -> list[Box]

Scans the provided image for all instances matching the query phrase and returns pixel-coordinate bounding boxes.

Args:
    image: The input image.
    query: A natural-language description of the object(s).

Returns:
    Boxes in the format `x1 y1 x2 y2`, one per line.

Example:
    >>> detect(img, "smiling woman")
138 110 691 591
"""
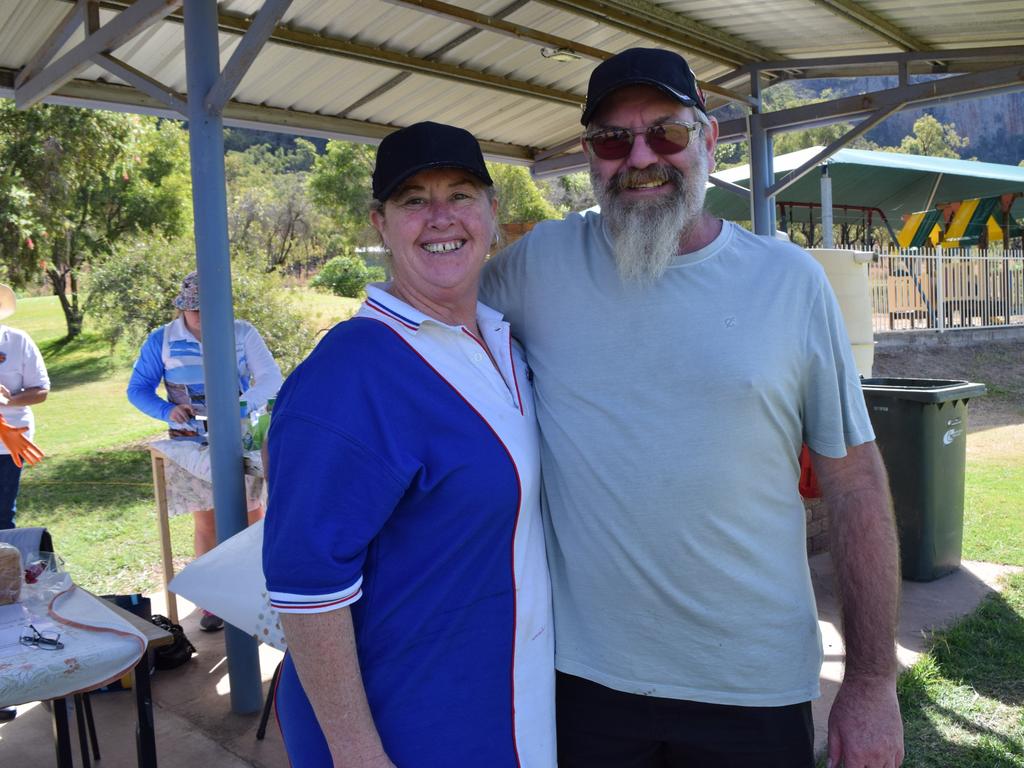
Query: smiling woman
262 122 556 767
370 165 498 331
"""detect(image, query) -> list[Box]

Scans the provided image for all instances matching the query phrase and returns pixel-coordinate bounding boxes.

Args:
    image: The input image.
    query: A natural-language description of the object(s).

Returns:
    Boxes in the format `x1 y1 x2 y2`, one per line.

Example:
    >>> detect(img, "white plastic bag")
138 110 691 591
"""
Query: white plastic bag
169 520 286 650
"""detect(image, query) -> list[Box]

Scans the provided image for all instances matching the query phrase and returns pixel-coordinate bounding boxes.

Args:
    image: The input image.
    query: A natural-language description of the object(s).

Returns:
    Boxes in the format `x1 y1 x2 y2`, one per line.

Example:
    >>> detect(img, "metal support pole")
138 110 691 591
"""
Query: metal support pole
820 166 834 248
748 73 772 236
936 246 945 332
765 132 777 235
183 0 262 715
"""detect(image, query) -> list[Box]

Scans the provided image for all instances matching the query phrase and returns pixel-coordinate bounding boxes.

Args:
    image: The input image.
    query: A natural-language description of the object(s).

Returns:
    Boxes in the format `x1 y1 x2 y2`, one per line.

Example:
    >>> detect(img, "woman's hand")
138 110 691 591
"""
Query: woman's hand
281 610 393 768
168 404 196 423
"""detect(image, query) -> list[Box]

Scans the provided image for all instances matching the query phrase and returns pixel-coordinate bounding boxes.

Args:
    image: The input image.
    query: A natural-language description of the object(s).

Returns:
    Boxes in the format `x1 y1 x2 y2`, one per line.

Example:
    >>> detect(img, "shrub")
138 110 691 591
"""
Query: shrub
311 251 384 298
86 237 318 374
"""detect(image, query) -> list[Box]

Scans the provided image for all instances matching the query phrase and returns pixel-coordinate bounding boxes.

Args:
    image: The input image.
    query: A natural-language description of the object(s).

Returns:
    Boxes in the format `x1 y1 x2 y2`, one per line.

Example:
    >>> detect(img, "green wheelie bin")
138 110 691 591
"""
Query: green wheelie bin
861 377 986 582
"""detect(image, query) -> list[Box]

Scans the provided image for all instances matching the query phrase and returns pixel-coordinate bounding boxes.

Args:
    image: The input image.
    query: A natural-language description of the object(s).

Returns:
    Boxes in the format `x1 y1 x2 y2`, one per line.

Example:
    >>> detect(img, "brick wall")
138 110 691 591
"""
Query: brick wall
805 497 830 555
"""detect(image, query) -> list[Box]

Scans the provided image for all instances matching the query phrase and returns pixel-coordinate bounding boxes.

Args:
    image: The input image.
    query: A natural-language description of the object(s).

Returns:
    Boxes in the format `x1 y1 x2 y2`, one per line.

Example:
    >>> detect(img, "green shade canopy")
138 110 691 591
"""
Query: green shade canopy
706 147 1024 225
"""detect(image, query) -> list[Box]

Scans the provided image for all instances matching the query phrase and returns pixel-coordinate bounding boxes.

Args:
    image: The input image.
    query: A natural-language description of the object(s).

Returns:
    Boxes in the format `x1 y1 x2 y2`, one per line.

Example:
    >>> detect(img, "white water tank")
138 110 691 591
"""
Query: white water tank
807 249 874 378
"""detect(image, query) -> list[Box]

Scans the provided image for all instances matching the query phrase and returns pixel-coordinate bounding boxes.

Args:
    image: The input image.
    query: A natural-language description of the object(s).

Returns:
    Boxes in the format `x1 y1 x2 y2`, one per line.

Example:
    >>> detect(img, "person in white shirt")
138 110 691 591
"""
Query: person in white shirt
0 283 50 532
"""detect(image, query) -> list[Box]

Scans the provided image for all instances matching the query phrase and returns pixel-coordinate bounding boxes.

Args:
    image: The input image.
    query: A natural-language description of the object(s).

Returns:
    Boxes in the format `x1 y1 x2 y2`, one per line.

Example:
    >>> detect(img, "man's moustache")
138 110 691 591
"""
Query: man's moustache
608 165 685 195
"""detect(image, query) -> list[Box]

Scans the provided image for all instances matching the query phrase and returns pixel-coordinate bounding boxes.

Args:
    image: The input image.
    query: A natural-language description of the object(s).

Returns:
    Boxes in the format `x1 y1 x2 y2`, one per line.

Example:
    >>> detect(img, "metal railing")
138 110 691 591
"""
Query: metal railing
870 248 1024 333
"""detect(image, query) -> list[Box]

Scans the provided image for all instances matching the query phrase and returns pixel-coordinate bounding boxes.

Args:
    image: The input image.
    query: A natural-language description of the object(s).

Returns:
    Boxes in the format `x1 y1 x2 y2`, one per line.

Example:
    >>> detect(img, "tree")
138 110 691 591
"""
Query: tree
542 171 596 214
307 139 376 251
226 139 323 271
86 236 317 374
894 114 970 158
0 102 190 338
487 162 560 224
311 252 386 298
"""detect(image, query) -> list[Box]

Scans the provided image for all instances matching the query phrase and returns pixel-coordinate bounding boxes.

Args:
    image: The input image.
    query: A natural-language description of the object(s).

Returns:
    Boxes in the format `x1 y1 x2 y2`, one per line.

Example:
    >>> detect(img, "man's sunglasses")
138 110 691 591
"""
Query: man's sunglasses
584 121 702 161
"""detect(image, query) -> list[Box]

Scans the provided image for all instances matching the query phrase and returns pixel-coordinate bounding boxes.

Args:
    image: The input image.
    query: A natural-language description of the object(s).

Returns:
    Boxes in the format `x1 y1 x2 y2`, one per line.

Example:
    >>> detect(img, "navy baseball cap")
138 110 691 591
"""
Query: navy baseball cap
581 48 707 126
372 121 493 202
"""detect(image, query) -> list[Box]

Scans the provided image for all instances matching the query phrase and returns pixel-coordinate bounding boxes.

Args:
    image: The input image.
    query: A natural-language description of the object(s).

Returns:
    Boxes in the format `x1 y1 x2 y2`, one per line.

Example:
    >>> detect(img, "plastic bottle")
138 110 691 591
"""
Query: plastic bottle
240 399 255 451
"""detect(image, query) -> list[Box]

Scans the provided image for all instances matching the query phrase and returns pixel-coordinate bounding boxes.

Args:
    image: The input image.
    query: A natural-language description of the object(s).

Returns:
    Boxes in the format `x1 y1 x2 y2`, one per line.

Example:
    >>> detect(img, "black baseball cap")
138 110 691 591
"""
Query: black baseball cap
581 48 707 126
372 121 493 202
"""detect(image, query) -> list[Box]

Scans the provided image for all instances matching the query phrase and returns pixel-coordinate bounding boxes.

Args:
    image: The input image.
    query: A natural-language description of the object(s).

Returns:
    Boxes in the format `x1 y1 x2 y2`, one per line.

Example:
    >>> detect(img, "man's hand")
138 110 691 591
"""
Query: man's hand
168 404 195 423
828 674 903 767
813 441 903 766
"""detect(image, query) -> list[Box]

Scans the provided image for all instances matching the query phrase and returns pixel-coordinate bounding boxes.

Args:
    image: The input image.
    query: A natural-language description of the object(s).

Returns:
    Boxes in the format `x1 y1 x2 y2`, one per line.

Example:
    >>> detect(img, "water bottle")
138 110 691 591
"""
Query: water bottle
240 399 255 451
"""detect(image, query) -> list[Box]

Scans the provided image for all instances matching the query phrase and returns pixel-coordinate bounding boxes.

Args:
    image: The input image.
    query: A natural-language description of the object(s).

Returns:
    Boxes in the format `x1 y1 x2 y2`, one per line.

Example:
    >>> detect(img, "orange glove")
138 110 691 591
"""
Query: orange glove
0 415 45 468
798 443 821 499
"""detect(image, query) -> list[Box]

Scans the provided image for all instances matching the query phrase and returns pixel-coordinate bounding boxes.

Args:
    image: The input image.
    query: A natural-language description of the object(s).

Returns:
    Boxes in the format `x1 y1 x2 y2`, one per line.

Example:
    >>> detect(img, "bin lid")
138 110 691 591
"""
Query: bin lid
861 377 987 403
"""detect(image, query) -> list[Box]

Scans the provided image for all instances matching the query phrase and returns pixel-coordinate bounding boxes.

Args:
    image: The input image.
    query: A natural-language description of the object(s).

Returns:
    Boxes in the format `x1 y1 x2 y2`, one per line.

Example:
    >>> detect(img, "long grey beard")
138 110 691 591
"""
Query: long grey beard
592 161 707 285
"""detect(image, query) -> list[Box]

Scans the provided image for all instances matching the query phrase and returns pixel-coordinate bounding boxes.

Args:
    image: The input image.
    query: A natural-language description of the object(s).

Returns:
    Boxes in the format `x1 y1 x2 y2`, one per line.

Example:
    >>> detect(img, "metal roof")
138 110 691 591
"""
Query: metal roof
2 0 1023 169
706 146 1024 223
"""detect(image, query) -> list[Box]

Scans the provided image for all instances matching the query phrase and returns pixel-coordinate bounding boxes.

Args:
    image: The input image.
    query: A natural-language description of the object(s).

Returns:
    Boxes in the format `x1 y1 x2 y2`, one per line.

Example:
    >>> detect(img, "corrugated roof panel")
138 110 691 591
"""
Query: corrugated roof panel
234 46 353 112
101 19 191 90
870 0 1024 48
339 66 576 150
320 2 458 54
672 0 898 58
472 100 583 148
0 0 1020 163
0 1 71 69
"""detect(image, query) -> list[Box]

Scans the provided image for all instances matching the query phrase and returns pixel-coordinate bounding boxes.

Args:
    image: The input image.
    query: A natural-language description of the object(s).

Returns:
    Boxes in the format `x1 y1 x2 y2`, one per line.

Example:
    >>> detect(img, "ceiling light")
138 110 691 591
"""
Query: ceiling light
541 47 581 63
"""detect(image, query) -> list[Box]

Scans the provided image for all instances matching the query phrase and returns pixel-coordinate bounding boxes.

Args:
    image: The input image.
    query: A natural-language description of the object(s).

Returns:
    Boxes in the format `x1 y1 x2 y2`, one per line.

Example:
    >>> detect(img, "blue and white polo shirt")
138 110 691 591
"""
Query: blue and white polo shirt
264 285 555 767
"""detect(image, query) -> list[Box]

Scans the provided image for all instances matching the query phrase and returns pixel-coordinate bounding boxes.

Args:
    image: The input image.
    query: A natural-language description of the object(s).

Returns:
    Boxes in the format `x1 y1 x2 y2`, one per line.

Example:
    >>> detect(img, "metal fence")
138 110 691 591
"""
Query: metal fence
869 248 1024 333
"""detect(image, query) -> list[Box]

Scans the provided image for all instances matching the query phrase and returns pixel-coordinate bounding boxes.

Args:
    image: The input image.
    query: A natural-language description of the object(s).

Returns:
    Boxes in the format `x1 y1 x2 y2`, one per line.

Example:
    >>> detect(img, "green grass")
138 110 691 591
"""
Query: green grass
894 446 1024 765
18 450 193 594
5 295 69 345
964 458 1024 567
32 333 165 454
896 573 1024 767
9 295 165 454
283 286 360 336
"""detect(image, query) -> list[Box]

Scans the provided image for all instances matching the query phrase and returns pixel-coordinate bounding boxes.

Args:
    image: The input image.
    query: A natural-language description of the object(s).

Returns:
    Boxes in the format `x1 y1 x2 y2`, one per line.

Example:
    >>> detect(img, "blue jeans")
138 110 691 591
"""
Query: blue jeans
0 454 23 530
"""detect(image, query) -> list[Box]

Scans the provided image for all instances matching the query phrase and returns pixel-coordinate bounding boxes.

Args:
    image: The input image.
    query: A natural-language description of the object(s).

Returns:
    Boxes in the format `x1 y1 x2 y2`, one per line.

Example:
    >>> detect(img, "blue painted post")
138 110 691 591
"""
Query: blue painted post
749 114 772 236
765 134 777 235
748 74 773 236
183 0 263 715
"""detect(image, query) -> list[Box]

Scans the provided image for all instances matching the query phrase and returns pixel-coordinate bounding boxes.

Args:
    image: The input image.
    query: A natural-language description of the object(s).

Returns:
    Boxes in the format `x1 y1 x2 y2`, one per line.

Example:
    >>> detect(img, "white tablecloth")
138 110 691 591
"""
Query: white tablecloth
150 439 265 518
0 584 147 707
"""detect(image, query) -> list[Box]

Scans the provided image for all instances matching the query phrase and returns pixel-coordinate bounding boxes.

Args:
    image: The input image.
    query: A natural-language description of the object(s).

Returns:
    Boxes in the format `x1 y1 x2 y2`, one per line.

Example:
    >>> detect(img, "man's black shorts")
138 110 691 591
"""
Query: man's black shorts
556 672 815 768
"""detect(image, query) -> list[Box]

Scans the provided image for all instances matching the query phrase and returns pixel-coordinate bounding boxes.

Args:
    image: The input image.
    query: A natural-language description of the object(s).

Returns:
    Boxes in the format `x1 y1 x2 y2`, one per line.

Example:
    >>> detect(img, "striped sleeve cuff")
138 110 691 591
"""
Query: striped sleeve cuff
268 576 363 614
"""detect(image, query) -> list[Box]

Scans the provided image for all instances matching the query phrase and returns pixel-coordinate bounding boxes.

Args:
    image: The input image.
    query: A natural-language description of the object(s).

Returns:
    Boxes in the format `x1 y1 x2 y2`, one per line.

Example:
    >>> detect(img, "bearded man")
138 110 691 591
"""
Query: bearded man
481 48 904 768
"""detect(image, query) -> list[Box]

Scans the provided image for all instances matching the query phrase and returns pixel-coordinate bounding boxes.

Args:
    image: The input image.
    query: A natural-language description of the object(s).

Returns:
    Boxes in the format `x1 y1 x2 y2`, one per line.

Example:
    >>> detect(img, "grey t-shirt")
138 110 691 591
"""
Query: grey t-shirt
481 214 874 706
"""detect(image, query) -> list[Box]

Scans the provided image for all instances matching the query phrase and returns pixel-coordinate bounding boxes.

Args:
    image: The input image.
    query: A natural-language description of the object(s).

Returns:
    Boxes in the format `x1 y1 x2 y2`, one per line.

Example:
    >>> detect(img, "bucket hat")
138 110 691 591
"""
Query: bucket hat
172 271 200 311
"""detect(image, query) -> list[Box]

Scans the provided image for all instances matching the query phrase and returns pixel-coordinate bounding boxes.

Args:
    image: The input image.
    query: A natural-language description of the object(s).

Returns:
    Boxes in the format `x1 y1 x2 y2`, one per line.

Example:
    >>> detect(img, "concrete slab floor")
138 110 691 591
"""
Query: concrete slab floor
0 558 1019 766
